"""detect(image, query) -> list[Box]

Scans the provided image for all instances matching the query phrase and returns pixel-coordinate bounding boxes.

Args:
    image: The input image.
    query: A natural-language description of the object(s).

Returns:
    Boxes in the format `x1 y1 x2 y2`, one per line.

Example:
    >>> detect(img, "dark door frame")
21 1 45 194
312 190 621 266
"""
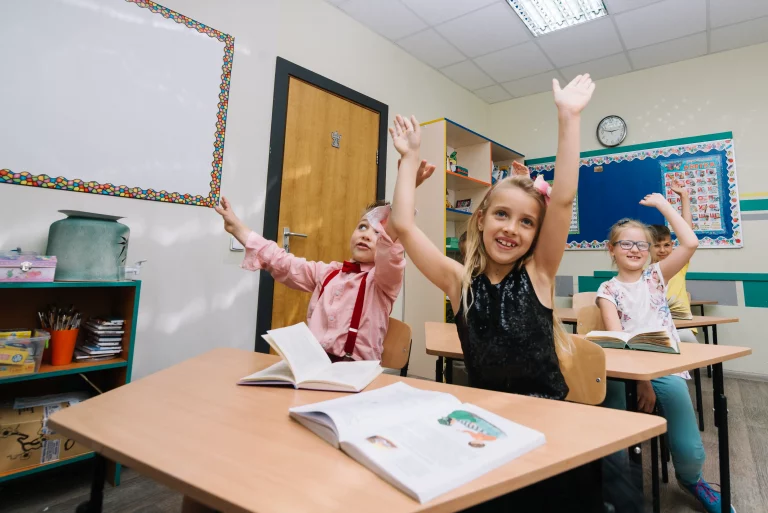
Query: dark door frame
254 57 389 352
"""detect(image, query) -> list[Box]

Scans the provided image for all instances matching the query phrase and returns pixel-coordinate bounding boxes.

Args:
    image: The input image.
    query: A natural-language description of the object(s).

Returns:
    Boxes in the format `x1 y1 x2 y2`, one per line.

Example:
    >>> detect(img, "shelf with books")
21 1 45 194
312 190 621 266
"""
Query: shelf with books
445 208 472 223
0 281 140 485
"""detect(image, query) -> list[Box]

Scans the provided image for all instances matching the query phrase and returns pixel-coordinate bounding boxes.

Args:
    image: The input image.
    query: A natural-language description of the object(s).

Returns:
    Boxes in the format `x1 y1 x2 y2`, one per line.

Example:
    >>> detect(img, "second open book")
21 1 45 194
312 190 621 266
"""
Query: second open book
586 329 680 354
238 323 382 392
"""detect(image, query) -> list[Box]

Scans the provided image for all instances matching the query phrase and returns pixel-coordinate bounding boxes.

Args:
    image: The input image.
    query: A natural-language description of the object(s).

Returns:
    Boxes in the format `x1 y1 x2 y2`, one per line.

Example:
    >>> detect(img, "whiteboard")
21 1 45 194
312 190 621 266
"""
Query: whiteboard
0 0 234 207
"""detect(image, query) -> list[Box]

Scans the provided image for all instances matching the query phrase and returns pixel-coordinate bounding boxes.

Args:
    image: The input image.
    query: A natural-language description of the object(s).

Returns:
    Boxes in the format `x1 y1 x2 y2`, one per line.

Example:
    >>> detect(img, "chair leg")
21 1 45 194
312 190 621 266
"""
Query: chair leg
400 364 408 378
660 434 669 484
651 437 660 513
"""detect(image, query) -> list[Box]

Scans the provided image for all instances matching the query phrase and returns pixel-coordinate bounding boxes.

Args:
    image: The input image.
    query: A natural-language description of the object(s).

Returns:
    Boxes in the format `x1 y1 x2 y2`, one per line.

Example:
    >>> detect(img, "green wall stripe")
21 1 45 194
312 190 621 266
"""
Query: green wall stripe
744 282 768 308
525 131 734 166
593 270 768 282
741 199 768 212
578 276 608 292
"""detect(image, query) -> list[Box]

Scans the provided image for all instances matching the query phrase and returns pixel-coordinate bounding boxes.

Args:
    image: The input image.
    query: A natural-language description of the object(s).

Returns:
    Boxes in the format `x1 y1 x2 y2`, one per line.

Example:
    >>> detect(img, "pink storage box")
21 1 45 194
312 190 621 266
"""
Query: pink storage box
0 255 57 282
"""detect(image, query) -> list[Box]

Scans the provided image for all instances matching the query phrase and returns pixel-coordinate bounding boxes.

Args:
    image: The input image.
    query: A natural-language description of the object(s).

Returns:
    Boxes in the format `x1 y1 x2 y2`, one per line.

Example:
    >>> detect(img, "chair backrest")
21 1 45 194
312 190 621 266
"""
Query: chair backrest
576 305 605 335
381 318 412 370
560 335 607 405
572 292 597 312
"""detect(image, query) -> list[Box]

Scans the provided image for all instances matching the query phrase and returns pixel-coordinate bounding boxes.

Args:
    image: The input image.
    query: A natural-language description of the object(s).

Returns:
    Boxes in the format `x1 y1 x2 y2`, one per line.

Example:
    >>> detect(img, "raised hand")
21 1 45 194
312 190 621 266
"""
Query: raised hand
670 179 688 197
511 161 530 177
639 192 668 210
389 114 421 157
553 74 595 116
214 197 250 243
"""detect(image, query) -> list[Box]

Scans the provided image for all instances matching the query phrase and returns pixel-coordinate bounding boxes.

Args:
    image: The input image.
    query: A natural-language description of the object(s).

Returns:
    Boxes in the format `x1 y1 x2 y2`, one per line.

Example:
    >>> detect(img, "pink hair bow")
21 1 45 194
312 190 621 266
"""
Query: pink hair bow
533 175 552 206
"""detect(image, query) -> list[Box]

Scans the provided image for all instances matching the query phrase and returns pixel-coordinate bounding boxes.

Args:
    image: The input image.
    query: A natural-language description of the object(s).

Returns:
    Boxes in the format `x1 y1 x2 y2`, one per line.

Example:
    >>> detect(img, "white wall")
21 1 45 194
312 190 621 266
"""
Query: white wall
485 43 768 376
0 0 488 380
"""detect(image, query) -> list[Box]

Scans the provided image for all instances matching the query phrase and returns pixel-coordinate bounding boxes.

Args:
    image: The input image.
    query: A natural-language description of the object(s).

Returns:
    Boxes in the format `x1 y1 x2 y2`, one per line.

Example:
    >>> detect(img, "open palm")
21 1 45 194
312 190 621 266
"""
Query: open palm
389 115 421 156
553 74 595 115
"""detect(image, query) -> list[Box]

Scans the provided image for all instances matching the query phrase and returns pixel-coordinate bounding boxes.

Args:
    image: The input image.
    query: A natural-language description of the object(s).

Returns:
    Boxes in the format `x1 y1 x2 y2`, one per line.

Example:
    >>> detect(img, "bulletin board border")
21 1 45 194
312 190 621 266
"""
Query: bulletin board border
0 0 234 208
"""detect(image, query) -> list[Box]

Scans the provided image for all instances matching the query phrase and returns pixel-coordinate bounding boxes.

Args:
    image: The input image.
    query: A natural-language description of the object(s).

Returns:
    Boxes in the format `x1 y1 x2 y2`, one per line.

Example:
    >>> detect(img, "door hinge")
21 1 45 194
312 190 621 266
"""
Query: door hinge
376 150 379 165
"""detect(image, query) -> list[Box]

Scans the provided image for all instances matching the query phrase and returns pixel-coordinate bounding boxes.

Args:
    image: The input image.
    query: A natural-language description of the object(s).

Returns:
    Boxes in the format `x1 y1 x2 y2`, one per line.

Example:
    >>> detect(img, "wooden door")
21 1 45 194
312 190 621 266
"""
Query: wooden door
271 77 379 329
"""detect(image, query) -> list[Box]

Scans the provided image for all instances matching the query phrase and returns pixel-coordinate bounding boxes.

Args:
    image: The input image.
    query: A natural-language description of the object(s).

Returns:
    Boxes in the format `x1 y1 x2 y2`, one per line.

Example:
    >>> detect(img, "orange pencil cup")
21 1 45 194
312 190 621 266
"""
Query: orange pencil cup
50 329 79 366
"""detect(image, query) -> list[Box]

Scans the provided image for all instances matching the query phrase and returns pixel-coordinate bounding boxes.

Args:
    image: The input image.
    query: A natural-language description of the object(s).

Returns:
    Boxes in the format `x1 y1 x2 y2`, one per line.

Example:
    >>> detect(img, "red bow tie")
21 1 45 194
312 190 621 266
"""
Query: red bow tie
341 261 362 273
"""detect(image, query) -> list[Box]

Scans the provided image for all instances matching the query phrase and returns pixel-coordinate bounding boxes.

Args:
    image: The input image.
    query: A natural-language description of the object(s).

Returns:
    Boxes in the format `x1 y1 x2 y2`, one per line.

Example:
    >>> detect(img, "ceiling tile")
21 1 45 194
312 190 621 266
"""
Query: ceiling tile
396 29 466 68
435 3 530 58
501 71 561 97
629 32 707 70
474 42 553 83
339 0 426 40
400 0 497 26
537 17 623 67
614 0 707 49
709 0 768 28
473 85 513 103
440 60 495 90
710 16 768 53
602 0 664 15
560 53 632 82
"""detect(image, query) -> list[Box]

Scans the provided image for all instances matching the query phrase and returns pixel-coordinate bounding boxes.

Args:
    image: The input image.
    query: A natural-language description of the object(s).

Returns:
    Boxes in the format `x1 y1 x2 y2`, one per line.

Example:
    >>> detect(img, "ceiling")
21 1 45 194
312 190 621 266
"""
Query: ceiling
323 0 768 103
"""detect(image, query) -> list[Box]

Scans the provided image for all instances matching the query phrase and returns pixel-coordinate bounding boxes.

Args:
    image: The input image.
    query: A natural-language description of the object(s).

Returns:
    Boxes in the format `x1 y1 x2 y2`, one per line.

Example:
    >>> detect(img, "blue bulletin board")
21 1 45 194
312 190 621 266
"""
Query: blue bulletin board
525 132 742 250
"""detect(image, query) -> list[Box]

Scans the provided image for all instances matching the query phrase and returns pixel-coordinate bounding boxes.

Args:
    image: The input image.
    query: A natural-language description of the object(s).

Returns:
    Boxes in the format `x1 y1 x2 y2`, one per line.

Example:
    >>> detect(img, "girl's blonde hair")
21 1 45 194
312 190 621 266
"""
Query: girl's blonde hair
607 218 653 265
459 174 572 358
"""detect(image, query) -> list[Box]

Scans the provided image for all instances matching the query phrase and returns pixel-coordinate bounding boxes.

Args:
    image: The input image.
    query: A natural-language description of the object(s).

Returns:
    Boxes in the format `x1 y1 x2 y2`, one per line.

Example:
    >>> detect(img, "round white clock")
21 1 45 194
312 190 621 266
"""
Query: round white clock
597 115 627 147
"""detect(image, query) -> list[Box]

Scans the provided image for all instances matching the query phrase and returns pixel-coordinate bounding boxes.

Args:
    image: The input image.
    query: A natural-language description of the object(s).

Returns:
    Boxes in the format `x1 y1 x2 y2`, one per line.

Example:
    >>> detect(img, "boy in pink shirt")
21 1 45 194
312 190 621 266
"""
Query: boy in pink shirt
215 160 434 362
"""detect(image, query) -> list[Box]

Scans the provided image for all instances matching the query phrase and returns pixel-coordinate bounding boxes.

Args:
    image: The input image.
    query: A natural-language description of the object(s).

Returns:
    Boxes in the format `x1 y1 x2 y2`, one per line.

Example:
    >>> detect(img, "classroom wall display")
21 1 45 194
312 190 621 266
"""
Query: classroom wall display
526 132 741 250
0 0 234 207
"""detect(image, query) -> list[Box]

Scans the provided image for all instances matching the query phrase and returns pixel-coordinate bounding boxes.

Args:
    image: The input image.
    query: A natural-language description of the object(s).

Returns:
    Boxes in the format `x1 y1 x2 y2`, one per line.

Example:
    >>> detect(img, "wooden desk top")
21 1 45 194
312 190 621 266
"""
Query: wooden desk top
555 308 738 328
604 342 752 380
690 299 718 306
48 348 665 513
425 322 464 359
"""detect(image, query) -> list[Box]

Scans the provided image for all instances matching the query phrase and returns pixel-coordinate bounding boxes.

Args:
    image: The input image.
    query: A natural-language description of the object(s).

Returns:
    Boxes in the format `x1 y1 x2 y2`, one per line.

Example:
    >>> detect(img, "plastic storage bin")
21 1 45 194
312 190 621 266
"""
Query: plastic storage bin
0 330 50 378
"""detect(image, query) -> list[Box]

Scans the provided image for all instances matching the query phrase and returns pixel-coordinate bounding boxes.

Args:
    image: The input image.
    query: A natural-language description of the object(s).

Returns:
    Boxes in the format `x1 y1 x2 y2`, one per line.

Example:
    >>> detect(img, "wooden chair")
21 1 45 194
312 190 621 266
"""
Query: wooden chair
576 305 605 335
560 334 606 405
381 317 412 377
572 291 597 312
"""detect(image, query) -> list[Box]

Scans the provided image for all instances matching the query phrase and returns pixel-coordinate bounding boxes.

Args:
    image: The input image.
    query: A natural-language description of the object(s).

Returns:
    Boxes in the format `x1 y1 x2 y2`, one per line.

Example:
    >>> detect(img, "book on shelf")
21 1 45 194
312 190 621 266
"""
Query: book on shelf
238 323 381 392
290 382 546 503
74 350 119 362
585 329 679 354
76 344 123 356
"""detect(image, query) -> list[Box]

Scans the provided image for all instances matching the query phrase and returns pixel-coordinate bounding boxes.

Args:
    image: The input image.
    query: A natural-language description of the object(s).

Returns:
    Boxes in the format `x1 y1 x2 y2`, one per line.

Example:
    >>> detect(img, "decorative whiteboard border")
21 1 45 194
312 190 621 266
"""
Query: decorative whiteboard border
528 137 741 250
0 0 233 207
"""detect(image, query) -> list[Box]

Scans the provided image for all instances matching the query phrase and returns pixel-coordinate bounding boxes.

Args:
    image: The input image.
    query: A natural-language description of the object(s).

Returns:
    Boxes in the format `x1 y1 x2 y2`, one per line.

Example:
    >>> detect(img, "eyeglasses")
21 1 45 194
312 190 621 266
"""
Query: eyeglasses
614 240 650 251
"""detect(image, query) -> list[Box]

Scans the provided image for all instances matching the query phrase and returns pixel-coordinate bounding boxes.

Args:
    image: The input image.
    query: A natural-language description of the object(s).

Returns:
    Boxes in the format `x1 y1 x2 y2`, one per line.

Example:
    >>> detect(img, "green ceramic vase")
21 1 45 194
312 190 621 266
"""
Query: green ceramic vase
46 211 129 282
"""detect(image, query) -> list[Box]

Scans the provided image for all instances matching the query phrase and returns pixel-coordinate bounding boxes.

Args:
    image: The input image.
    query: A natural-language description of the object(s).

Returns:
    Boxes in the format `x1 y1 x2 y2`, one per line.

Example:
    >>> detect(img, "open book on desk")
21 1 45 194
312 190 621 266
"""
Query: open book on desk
238 323 382 392
290 382 546 503
586 329 679 354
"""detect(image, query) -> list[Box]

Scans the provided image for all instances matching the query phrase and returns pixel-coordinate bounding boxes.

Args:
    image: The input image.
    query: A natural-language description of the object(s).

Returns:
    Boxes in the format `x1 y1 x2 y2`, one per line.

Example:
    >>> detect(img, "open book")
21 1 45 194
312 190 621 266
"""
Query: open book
586 329 680 354
290 382 546 503
238 323 382 392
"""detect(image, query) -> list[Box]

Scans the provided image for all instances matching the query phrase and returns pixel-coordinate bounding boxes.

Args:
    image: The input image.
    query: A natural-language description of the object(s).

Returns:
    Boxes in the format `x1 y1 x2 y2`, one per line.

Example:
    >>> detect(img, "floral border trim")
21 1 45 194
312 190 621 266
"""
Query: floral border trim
0 0 234 208
528 138 742 250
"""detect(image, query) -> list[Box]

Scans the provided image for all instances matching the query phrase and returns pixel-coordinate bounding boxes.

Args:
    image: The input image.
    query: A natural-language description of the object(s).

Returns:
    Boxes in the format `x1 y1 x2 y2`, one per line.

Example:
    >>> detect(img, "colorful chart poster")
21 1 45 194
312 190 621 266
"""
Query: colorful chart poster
661 156 724 234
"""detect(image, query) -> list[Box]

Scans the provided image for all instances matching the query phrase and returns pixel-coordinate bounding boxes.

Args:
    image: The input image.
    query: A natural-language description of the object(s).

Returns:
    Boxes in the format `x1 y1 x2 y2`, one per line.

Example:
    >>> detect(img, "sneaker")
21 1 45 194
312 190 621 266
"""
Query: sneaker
678 478 736 513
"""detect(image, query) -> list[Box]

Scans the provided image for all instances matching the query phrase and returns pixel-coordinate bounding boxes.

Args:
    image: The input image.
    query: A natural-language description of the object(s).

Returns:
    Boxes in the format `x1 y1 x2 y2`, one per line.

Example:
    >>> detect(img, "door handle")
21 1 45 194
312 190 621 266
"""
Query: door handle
283 227 308 252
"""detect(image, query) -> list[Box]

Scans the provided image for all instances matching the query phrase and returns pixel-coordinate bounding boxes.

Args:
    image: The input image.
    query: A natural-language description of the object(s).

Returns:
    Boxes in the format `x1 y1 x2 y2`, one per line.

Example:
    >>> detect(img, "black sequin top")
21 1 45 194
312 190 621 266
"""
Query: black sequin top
455 266 568 400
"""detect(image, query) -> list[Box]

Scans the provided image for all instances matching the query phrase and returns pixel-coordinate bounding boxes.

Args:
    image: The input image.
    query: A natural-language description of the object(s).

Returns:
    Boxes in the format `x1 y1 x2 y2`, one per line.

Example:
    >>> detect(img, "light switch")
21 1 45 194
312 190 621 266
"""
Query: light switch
230 237 244 252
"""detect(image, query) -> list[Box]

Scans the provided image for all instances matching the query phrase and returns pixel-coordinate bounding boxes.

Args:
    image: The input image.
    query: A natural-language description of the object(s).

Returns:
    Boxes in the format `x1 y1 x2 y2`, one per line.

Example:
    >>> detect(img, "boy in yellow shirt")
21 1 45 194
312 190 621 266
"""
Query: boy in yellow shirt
649 179 697 342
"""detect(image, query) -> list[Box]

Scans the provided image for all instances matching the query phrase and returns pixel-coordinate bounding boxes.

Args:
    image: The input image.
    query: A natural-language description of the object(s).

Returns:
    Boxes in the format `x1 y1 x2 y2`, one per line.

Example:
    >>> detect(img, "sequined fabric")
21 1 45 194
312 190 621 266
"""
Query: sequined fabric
455 267 568 400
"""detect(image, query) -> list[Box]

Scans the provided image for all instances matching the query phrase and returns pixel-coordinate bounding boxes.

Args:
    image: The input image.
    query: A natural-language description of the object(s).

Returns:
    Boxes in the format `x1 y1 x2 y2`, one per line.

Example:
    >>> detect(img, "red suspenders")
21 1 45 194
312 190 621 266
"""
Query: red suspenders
319 269 368 359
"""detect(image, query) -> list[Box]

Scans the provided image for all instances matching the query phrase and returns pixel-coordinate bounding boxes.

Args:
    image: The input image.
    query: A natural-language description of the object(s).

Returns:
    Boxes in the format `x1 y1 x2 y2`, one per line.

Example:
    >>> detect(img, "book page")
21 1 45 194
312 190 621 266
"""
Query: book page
265 323 331 383
239 360 296 384
342 402 546 503
308 361 382 391
290 382 459 441
586 330 632 343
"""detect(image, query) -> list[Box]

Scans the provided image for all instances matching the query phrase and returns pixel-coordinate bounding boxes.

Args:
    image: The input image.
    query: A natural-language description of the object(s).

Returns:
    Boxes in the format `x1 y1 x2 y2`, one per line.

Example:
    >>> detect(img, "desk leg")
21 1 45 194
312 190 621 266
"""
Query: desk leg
435 356 444 383
625 380 641 463
76 454 107 513
713 363 731 513
651 437 660 513
445 358 454 384
694 368 704 431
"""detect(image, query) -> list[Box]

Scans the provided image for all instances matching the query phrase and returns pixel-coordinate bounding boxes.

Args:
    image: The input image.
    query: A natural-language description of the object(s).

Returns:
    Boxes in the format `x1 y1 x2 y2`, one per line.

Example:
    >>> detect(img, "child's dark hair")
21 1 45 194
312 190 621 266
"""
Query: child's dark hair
362 199 390 216
649 224 671 243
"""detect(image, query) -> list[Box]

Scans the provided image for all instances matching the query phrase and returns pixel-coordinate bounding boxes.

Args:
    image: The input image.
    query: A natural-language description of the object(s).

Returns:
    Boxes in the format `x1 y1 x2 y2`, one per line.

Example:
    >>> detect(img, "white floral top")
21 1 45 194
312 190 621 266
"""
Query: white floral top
597 263 689 380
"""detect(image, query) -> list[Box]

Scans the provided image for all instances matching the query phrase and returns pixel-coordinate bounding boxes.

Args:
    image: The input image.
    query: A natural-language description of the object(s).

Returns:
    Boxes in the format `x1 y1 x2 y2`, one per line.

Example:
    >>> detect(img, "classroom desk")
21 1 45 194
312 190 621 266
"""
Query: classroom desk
687 300 719 378
48 348 666 513
425 324 750 513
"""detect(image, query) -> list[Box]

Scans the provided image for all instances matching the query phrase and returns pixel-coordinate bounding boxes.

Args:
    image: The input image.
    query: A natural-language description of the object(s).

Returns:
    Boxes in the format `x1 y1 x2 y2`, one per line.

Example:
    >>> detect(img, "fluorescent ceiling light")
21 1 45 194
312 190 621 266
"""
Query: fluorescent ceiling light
506 0 608 37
